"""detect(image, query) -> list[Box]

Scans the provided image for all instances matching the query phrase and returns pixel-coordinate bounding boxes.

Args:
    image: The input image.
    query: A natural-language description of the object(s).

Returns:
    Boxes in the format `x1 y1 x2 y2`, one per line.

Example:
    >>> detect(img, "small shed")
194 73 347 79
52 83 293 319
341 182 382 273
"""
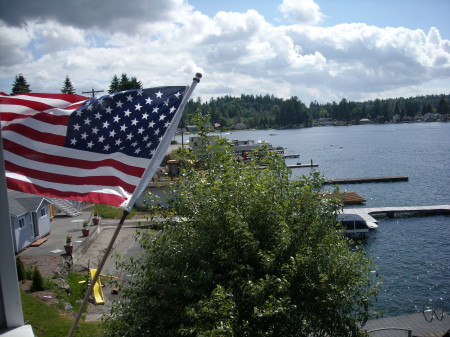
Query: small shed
8 191 53 253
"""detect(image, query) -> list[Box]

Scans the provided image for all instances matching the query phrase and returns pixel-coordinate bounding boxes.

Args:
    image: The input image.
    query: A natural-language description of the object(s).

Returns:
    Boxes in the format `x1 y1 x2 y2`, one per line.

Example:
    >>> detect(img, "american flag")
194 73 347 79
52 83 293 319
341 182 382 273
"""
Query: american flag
0 86 187 207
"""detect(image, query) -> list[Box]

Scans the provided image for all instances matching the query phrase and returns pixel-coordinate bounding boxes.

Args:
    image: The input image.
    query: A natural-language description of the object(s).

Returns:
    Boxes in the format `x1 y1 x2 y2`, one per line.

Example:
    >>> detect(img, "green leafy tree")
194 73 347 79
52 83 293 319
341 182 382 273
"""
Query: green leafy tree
11 73 31 95
61 75 76 94
104 114 380 337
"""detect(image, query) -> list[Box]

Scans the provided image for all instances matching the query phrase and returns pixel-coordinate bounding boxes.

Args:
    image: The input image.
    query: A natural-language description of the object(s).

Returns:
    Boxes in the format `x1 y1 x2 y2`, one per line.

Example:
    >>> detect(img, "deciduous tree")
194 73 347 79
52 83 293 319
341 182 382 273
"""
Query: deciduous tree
104 114 380 337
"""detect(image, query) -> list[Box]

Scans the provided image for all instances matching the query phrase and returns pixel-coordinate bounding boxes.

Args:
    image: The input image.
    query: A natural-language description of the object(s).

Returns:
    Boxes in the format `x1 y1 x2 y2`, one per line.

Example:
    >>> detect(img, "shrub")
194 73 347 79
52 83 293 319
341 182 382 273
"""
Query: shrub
16 257 25 281
31 267 44 292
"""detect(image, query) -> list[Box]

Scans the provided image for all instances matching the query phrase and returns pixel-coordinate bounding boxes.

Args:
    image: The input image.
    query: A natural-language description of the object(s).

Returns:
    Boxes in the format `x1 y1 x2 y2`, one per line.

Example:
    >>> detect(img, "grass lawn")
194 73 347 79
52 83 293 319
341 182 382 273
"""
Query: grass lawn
21 290 103 337
94 204 137 219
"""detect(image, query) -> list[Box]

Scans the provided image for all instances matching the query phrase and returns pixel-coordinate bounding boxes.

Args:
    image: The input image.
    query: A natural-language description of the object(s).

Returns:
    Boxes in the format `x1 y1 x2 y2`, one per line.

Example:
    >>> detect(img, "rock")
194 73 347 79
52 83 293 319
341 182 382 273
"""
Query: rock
53 277 70 293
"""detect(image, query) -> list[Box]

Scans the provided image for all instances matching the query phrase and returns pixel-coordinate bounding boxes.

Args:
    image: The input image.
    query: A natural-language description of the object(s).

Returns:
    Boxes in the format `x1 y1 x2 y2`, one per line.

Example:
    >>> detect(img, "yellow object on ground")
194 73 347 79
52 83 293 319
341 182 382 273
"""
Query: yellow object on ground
90 269 105 305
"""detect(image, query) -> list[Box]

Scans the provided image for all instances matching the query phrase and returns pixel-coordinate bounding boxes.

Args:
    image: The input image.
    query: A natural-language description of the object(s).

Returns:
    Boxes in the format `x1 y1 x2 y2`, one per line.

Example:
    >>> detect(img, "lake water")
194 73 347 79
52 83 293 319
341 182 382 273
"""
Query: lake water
186 122 450 317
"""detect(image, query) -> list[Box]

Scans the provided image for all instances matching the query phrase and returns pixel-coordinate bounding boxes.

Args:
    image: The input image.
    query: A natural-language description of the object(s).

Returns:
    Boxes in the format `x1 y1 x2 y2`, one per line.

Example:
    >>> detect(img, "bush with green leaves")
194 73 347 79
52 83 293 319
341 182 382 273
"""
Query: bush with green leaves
103 114 380 337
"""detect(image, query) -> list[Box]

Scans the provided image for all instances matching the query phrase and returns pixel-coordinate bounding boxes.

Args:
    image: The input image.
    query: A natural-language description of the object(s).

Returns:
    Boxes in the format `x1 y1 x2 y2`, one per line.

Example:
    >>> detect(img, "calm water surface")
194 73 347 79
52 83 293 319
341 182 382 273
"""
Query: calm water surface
181 122 450 317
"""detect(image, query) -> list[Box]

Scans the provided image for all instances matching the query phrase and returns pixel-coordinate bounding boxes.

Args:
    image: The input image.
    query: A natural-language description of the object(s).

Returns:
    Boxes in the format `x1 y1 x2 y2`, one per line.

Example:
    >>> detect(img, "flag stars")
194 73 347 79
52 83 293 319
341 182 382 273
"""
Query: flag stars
109 130 116 138
116 100 124 108
87 141 94 148
84 117 92 125
126 94 134 102
124 109 132 117
73 123 81 131
120 124 128 132
155 91 163 98
102 121 110 128
149 121 155 128
105 106 113 114
104 144 110 151
137 89 144 96
113 115 121 123
137 127 145 134
92 127 99 134
142 112 149 119
159 114 166 121
81 132 88 140
131 118 138 126
70 138 77 145
98 135 105 143
145 97 153 105
135 103 142 111
152 107 159 113
94 112 102 119
126 133 134 140
169 106 176 113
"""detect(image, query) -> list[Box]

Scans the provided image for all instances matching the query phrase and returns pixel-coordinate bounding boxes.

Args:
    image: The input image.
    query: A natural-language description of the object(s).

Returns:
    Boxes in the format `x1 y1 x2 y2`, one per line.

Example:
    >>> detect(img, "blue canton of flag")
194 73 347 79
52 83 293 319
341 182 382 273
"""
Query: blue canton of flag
65 86 186 159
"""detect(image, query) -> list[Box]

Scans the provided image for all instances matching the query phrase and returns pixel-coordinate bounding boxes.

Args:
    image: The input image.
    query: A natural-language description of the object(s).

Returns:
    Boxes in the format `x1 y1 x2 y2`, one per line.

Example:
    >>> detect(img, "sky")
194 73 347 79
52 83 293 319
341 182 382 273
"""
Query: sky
0 0 449 104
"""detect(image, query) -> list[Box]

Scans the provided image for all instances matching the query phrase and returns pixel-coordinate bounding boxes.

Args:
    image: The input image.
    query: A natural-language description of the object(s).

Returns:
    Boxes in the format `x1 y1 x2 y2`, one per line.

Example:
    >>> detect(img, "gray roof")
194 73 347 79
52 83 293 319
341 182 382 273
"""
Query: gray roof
8 190 52 216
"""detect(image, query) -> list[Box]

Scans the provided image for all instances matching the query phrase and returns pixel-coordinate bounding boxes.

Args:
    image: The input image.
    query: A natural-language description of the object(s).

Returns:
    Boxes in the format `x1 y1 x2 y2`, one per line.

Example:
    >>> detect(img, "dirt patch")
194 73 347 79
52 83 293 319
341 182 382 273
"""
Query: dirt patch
19 255 65 278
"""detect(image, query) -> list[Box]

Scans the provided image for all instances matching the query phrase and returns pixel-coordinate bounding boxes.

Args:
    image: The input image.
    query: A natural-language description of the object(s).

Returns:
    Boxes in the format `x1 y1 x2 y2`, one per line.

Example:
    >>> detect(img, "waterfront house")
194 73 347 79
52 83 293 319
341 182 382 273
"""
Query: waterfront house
8 191 53 253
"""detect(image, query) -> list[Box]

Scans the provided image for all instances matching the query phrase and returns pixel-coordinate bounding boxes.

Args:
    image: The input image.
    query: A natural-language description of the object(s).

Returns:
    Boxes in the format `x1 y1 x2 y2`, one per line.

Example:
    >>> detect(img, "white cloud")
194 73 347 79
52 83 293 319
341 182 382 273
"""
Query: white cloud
0 1 449 103
0 22 33 66
277 0 324 25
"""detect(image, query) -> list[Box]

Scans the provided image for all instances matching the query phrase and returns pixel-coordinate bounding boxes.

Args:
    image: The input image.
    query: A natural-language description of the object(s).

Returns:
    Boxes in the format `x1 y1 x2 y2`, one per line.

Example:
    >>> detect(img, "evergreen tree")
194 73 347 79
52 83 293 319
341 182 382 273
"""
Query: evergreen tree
109 74 120 93
109 73 143 93
31 267 44 291
61 75 76 94
437 96 449 114
11 73 31 95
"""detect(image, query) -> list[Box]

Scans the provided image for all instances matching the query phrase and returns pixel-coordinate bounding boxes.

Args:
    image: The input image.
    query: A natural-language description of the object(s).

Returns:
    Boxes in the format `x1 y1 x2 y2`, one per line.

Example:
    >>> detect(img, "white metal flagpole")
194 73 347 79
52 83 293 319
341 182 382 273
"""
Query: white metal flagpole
67 73 201 337
0 130 25 329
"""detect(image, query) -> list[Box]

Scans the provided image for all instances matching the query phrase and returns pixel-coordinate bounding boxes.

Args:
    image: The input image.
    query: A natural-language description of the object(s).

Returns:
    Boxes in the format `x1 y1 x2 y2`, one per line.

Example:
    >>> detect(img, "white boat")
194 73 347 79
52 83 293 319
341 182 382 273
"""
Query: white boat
337 214 374 238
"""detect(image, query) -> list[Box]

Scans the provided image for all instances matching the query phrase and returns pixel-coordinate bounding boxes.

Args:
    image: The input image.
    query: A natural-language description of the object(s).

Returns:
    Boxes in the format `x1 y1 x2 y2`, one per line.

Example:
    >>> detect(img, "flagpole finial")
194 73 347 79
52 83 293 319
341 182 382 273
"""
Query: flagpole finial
193 73 202 83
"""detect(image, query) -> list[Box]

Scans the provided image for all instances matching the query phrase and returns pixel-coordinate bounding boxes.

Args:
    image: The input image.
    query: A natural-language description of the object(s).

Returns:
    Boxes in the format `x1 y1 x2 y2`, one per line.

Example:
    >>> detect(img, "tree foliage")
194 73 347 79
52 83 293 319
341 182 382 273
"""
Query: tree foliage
108 73 143 93
61 75 76 94
183 94 449 129
11 73 31 95
103 114 380 337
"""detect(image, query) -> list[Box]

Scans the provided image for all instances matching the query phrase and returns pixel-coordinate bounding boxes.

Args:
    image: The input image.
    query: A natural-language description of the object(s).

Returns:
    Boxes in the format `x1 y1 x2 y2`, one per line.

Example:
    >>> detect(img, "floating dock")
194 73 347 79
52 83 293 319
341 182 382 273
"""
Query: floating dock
324 176 409 184
342 205 450 225
364 311 450 337
324 176 408 185
287 163 318 168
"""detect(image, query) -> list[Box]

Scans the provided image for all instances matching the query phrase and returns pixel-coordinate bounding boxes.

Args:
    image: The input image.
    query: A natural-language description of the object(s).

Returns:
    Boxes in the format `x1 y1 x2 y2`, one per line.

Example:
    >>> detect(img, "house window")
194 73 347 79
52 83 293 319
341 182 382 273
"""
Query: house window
19 218 25 229
40 207 47 218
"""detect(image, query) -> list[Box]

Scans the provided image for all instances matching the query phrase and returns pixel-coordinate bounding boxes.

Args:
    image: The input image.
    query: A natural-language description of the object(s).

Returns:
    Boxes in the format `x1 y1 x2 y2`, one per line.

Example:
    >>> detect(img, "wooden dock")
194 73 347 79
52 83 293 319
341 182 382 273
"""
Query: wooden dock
324 176 409 185
364 312 449 337
287 163 318 168
342 205 450 225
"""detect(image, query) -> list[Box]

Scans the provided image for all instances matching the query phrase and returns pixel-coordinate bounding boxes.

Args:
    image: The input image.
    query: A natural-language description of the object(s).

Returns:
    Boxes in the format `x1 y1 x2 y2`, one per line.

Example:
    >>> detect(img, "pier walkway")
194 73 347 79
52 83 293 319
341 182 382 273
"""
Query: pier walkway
342 205 450 225
364 311 449 337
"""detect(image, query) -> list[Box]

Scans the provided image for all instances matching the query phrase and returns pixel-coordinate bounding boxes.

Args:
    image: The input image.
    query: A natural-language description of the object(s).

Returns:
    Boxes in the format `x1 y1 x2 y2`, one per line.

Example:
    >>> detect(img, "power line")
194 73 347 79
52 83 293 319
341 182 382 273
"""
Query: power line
82 88 104 98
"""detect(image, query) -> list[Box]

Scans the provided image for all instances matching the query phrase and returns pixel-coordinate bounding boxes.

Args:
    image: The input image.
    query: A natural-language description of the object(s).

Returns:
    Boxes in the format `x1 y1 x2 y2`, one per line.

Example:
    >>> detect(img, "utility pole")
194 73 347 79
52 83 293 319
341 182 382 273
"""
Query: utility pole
82 88 104 98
